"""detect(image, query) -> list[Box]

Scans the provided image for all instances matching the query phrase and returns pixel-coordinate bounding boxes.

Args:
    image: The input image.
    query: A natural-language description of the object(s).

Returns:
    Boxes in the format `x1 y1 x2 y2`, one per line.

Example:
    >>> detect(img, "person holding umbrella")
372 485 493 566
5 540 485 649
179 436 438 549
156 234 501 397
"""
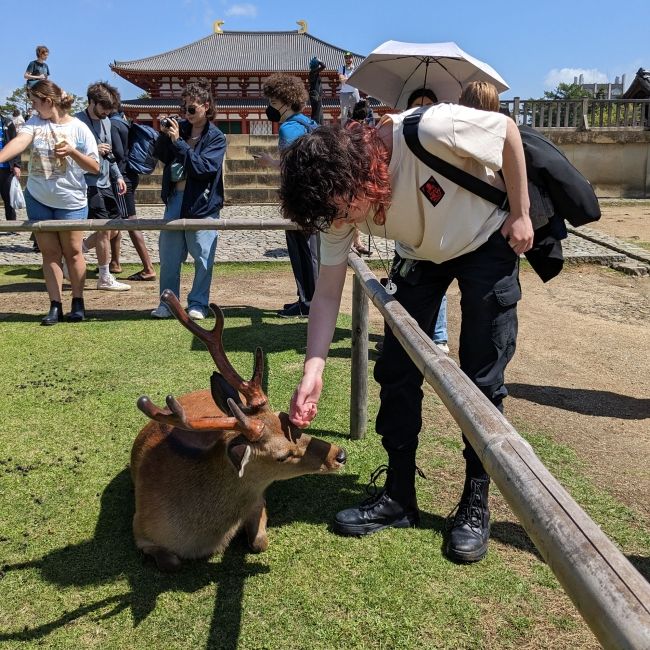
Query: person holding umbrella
279 97 533 563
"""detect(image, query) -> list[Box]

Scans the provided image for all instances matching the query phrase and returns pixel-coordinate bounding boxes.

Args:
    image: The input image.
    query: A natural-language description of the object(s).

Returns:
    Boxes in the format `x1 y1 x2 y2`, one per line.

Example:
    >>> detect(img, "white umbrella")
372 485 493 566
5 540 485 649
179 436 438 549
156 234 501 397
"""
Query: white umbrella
347 40 509 110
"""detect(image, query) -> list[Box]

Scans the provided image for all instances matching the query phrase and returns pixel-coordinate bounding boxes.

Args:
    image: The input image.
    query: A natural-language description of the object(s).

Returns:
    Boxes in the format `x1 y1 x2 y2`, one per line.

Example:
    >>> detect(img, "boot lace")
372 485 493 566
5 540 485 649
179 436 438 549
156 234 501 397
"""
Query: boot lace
446 478 486 531
361 464 390 505
360 464 428 507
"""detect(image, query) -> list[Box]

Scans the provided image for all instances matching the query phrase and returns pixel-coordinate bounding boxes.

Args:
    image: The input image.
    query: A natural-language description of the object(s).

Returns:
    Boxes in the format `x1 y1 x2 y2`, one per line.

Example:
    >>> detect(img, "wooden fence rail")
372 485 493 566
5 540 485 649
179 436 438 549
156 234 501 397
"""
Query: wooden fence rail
348 253 650 650
2 218 649 647
0 218 298 233
503 97 650 130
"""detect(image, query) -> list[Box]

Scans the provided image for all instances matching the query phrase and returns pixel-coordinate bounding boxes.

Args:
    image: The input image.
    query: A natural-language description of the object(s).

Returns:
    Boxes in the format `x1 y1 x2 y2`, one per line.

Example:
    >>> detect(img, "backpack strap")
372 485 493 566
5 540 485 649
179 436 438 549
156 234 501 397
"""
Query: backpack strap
402 107 509 210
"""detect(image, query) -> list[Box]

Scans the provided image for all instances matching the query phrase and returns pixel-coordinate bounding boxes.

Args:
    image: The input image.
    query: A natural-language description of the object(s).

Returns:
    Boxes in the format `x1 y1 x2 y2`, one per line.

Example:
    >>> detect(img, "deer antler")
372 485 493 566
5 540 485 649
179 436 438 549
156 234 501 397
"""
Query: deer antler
161 290 267 410
137 394 264 441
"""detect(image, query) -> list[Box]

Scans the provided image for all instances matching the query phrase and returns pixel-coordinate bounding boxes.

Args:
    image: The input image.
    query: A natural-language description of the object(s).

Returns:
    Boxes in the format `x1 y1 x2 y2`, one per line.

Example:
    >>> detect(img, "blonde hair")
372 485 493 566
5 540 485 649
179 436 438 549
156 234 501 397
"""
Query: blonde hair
459 81 500 113
28 80 74 111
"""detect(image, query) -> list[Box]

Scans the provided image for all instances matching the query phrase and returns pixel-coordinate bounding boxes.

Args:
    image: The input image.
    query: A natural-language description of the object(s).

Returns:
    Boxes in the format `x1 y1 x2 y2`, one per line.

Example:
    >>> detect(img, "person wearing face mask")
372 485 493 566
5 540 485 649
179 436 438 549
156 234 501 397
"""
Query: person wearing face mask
257 74 319 318
150 82 226 320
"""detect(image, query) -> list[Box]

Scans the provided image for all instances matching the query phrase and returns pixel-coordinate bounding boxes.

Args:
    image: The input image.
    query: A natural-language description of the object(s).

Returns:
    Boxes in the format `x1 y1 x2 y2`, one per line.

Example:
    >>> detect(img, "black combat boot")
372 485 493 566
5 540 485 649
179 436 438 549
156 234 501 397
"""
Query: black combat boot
66 297 85 322
333 464 420 536
41 301 63 326
446 476 491 563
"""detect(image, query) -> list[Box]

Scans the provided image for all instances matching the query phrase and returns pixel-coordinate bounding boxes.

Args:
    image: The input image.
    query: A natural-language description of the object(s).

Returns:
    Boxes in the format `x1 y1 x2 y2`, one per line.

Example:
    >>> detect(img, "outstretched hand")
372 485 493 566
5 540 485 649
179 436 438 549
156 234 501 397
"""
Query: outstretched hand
289 374 323 428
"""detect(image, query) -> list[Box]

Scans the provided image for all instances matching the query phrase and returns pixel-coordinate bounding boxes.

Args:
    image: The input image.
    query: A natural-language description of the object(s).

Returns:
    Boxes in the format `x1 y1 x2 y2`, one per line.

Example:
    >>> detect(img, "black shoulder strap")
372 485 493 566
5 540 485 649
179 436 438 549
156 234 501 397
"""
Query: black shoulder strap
402 107 509 210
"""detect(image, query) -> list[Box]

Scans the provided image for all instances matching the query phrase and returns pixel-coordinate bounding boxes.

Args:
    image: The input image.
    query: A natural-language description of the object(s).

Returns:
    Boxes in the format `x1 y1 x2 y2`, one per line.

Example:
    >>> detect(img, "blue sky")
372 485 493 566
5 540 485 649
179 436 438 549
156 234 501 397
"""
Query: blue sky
1 0 647 106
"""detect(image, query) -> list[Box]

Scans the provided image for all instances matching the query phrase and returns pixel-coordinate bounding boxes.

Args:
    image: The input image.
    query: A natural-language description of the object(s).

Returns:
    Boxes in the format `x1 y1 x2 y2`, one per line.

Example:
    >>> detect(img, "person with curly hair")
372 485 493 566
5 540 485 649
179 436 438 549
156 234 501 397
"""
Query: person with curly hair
257 73 319 318
280 104 533 564
150 82 226 320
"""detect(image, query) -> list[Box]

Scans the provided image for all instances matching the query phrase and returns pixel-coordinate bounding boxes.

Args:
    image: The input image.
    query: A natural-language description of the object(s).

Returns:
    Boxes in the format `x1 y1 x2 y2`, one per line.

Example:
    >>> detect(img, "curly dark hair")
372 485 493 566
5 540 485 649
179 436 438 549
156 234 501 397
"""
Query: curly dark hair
181 82 216 120
279 124 391 233
262 74 307 112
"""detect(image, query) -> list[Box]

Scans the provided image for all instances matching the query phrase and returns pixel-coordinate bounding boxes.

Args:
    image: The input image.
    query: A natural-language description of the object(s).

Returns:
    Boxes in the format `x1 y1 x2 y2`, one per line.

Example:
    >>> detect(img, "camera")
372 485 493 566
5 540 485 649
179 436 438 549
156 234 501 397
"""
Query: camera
104 152 116 163
161 116 180 129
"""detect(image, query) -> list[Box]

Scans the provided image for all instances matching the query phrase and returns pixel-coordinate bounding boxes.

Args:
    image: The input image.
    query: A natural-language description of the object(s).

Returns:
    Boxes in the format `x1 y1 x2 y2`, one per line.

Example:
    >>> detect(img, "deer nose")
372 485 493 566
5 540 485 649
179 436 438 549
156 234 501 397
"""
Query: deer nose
336 447 347 465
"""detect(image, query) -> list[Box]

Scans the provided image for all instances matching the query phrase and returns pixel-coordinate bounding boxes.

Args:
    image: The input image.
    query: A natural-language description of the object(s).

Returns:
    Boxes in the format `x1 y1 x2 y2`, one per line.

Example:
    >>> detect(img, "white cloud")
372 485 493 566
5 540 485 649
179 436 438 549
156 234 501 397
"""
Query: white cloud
544 67 609 89
225 3 258 17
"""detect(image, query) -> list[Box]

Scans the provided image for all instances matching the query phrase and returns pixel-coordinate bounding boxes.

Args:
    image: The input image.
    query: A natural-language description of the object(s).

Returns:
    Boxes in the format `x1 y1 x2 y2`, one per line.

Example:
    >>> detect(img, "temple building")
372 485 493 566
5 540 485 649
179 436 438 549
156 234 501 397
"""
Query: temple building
111 20 378 133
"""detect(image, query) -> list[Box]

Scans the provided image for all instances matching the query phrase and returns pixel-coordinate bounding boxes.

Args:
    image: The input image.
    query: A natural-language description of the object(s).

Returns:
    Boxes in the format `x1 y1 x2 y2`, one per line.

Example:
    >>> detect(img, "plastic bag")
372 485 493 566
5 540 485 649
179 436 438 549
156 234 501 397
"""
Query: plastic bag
9 176 26 210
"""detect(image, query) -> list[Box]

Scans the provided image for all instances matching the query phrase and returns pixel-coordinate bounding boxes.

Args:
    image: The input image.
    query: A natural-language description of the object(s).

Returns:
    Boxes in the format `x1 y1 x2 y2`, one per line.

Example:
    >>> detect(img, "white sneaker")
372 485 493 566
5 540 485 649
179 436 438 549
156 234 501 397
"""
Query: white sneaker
187 308 205 320
435 342 450 354
61 259 70 281
97 274 131 291
151 304 172 319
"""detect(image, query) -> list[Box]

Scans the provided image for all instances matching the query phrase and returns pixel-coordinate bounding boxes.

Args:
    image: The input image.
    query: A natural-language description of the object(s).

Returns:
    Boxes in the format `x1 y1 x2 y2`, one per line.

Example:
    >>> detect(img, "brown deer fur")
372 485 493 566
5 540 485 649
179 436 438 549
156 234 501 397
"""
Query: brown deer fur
131 291 346 571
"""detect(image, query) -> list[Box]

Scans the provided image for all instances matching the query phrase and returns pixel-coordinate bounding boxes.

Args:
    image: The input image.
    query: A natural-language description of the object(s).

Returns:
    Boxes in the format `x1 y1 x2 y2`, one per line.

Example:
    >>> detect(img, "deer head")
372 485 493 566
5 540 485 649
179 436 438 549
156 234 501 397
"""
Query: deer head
137 290 346 478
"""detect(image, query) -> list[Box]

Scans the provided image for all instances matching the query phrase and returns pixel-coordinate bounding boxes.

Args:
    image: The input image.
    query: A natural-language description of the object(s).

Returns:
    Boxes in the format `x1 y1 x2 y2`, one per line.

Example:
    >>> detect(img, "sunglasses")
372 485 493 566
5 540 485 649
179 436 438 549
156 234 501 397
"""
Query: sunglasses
179 105 199 115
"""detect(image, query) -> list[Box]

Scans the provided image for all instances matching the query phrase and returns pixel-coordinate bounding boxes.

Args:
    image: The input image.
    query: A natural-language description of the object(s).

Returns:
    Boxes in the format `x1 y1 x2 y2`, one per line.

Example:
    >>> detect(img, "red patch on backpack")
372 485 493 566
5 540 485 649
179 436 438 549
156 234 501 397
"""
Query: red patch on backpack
420 176 445 207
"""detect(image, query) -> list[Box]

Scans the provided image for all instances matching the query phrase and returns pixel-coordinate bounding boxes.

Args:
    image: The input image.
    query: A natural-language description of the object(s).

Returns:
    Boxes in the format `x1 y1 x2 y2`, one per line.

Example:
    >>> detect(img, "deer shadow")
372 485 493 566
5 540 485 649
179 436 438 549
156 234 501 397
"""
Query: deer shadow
0 466 363 647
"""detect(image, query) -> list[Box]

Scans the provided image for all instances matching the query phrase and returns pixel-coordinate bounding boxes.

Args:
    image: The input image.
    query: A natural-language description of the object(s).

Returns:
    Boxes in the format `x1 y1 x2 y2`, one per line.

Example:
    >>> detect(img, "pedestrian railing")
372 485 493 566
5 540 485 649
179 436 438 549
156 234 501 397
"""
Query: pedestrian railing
1 217 649 648
0 217 298 234
347 253 650 650
502 97 650 130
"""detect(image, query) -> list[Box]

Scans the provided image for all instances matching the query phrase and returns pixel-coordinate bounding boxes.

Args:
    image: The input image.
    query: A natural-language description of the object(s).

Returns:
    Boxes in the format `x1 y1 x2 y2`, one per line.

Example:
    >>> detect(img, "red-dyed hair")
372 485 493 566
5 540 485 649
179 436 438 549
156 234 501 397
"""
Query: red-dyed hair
279 123 392 232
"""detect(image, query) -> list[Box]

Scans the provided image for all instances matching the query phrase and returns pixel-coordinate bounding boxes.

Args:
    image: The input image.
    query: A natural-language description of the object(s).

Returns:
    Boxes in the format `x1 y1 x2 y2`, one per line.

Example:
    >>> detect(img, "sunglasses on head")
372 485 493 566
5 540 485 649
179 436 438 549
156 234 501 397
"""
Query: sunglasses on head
179 105 198 115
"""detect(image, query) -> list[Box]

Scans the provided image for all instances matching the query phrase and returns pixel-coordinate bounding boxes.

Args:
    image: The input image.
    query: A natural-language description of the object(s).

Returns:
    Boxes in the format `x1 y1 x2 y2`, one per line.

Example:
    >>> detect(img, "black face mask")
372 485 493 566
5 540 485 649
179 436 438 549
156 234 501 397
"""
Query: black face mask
265 104 283 123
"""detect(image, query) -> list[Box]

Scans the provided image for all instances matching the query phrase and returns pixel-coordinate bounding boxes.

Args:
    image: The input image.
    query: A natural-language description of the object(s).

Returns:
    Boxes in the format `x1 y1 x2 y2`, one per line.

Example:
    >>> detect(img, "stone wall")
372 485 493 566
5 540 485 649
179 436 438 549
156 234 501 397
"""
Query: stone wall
543 129 650 198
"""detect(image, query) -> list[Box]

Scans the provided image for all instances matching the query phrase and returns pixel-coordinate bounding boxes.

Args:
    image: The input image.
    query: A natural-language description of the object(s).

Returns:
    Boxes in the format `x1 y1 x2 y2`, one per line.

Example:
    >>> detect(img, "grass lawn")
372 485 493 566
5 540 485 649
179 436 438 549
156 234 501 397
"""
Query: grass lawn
0 264 646 649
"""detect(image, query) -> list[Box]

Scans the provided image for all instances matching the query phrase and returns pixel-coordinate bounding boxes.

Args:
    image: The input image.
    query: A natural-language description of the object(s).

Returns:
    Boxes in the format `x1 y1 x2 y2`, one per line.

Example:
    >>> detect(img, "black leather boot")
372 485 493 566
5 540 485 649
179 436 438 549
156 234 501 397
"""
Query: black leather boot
333 465 419 536
66 297 85 322
446 476 491 563
41 301 63 326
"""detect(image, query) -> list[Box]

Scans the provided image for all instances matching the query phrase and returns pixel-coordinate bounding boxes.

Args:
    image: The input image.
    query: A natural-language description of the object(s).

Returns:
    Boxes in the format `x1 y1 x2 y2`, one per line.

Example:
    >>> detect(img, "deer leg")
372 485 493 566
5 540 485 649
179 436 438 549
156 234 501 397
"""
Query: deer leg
244 499 268 553
140 544 182 572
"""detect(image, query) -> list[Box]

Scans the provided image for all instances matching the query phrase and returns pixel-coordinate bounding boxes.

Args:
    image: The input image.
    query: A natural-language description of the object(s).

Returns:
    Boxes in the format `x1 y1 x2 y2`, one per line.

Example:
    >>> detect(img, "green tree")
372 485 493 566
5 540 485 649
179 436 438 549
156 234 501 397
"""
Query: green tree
1 85 86 117
0 86 29 116
543 82 593 100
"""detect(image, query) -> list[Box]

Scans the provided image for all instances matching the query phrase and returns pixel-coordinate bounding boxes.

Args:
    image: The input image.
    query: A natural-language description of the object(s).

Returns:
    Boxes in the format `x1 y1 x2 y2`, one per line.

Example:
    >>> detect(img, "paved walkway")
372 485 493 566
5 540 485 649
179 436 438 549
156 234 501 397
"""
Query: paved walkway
0 205 642 268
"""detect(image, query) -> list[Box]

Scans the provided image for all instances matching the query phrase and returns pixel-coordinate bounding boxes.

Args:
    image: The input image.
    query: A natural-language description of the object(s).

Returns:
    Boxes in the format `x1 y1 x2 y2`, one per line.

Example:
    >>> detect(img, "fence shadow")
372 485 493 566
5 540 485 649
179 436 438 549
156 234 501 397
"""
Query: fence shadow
508 383 650 420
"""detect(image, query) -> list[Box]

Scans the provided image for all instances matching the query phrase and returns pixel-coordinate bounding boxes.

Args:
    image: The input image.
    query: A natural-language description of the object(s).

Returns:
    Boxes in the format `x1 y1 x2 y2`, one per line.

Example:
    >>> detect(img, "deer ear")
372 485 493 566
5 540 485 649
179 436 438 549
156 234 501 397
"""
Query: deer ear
227 438 252 478
211 372 241 414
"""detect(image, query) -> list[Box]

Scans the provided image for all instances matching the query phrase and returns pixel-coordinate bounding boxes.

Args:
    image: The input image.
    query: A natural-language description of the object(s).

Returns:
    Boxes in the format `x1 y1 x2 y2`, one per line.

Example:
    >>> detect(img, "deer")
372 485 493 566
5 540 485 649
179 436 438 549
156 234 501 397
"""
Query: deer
131 290 347 571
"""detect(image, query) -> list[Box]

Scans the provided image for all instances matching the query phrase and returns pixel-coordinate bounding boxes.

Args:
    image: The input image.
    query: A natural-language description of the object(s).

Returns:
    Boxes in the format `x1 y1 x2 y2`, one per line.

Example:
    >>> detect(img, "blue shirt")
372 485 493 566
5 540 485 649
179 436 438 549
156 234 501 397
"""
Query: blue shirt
278 114 318 151
25 60 50 88
0 120 8 169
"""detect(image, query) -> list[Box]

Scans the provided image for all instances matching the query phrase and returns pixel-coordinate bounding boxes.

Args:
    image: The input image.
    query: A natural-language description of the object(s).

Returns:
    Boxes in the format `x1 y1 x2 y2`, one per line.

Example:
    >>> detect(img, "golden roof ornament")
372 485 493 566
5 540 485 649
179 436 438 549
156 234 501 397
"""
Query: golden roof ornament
213 20 224 33
296 20 308 33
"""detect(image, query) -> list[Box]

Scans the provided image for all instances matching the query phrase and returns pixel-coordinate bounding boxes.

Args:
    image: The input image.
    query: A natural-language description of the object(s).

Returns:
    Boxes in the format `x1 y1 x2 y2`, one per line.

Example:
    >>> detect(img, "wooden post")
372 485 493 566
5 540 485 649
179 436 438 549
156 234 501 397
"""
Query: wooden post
350 271 368 440
347 254 650 650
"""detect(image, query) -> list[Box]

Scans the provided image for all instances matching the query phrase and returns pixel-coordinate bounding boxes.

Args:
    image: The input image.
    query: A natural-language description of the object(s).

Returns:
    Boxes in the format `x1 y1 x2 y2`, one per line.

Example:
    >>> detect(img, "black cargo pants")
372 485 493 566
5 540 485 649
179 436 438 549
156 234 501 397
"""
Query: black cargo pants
374 229 521 496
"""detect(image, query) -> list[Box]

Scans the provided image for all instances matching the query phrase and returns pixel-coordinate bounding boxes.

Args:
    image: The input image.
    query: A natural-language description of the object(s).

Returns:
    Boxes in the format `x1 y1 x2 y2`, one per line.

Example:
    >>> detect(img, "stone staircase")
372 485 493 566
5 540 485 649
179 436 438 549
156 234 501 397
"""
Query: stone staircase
19 134 281 206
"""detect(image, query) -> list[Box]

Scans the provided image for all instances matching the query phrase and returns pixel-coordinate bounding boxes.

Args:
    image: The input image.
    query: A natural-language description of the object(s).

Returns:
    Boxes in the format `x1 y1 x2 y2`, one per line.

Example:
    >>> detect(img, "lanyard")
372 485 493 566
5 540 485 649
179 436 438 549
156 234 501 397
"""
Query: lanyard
85 109 106 143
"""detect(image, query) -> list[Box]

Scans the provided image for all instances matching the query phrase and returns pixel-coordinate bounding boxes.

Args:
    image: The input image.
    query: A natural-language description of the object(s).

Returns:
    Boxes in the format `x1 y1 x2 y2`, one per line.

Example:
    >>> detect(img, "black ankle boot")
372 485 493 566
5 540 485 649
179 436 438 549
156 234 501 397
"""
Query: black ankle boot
333 465 419 536
66 297 85 322
446 476 491 563
41 301 63 326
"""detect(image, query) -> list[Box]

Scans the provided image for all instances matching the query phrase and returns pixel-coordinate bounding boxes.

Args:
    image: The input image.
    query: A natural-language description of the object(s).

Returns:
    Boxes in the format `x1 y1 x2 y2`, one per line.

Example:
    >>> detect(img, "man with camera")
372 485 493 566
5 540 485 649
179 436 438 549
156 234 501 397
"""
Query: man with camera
75 81 130 291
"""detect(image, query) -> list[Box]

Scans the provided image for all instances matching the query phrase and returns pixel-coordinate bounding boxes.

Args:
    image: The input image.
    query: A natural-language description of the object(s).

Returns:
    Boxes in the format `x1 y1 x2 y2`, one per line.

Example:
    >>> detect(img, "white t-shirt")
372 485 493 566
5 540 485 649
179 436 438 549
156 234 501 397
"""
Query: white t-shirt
339 64 358 94
320 103 509 266
21 116 99 209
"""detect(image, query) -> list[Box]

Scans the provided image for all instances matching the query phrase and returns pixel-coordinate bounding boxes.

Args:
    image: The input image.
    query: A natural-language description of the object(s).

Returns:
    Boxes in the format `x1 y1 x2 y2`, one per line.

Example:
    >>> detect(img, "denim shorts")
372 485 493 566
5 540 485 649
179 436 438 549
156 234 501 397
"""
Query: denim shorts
25 189 88 222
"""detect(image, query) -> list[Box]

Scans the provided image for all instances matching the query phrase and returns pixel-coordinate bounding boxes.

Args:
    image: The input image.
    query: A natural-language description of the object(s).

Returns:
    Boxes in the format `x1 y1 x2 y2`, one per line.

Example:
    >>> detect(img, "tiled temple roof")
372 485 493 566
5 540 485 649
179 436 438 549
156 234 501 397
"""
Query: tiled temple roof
111 30 363 74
